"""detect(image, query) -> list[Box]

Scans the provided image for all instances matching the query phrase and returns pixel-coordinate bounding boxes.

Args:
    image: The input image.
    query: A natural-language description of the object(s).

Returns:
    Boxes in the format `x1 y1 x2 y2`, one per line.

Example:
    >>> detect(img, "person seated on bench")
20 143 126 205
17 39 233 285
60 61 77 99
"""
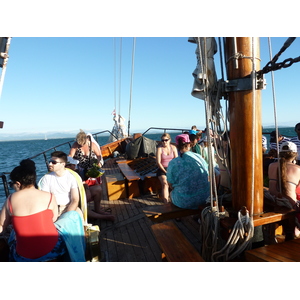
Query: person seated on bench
66 157 115 222
166 134 210 209
156 133 178 203
268 141 300 236
0 159 85 262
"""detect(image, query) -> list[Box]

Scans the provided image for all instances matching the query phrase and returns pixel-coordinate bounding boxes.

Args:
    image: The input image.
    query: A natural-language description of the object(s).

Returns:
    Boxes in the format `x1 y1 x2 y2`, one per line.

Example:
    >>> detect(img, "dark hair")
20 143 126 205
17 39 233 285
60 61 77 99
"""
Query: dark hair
189 134 197 142
51 151 67 164
10 159 36 187
176 137 190 152
270 131 282 143
295 123 300 131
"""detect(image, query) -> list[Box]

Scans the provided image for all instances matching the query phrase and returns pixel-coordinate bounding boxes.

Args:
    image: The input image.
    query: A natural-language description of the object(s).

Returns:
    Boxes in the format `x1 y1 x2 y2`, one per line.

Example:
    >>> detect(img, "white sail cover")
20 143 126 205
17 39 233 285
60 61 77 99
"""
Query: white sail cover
189 37 218 100
108 114 128 143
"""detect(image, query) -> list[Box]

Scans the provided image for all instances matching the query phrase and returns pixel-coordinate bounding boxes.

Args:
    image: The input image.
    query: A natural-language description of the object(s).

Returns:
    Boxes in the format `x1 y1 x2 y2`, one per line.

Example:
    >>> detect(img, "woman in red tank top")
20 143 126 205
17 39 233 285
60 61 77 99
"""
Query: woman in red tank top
156 133 178 203
0 159 66 261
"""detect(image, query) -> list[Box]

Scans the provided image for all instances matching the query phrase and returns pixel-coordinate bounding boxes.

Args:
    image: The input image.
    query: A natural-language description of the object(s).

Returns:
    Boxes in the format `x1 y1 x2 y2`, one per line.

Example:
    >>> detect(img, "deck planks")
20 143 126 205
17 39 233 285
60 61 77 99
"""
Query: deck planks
94 156 201 262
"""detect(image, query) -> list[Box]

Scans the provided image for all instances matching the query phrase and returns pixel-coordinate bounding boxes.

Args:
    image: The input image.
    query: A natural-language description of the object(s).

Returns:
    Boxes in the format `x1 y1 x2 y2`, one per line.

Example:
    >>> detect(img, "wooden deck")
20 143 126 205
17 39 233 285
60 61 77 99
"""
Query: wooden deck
91 157 202 262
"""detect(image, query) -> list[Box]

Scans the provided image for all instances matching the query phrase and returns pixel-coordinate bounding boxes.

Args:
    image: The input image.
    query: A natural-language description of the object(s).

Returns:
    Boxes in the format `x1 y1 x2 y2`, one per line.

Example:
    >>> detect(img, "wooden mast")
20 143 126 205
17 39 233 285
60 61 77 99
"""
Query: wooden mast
225 37 263 215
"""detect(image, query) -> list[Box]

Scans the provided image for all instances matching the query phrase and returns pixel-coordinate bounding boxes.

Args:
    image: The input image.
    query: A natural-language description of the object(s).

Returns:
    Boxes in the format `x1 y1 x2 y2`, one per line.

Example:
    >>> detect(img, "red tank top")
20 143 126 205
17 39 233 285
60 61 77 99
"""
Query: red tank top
161 146 175 168
296 185 300 201
9 195 59 259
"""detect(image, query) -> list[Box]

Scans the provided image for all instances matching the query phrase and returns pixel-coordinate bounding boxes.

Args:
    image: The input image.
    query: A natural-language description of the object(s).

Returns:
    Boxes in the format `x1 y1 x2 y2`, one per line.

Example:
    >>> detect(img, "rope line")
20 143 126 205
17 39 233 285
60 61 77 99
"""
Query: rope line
128 37 136 137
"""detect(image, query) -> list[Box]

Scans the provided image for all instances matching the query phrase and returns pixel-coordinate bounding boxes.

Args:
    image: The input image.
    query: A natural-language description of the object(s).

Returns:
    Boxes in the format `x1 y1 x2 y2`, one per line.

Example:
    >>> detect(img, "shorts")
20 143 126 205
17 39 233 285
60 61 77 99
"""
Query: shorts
157 167 167 177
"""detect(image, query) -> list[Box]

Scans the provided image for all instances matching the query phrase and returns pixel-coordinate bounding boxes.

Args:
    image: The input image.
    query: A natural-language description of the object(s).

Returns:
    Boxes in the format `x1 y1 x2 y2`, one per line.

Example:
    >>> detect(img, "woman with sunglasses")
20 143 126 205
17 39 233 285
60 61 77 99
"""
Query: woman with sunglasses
69 129 103 181
0 159 67 261
156 133 178 203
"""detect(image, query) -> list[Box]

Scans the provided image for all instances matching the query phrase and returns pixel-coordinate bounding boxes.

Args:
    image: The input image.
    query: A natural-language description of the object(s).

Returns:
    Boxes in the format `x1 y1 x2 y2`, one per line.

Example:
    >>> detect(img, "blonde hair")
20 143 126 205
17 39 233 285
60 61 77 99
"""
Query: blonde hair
161 133 171 140
76 129 87 146
279 150 298 196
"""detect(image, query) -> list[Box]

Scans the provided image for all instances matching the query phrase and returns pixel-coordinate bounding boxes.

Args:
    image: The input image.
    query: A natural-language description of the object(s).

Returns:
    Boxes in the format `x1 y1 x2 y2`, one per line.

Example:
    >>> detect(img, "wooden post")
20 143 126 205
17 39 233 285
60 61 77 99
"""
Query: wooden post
225 37 263 215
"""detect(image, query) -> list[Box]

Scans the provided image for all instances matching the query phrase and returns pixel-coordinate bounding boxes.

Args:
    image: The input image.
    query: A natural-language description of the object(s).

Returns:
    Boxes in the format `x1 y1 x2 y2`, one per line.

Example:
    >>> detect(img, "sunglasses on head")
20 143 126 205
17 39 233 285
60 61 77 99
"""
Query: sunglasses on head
161 139 169 142
49 160 62 165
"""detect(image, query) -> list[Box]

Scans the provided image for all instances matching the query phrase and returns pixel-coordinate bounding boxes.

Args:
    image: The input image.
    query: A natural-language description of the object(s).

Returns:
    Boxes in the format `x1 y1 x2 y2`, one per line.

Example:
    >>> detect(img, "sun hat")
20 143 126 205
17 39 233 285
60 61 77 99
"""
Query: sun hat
175 134 190 145
67 156 79 165
279 141 297 153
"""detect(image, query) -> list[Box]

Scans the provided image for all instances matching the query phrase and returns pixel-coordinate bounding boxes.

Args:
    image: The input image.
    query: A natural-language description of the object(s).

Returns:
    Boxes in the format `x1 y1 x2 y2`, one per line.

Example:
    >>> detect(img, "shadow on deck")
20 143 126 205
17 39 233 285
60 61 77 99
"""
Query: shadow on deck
94 195 201 262
91 157 201 262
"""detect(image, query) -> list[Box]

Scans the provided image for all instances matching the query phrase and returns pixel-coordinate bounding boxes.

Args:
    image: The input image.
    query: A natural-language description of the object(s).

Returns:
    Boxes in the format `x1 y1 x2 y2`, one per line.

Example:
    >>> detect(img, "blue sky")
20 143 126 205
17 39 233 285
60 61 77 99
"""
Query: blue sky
0 37 300 136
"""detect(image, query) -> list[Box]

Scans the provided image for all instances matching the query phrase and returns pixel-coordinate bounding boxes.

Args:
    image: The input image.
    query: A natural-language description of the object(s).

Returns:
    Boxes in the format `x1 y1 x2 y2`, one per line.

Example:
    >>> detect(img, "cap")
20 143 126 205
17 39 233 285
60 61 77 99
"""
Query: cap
67 156 79 165
175 134 190 145
279 141 297 153
189 130 197 135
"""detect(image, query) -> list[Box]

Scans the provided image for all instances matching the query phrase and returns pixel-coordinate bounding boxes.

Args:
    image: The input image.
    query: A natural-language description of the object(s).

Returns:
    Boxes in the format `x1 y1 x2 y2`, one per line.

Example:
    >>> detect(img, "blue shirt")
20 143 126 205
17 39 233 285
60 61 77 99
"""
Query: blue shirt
167 151 210 209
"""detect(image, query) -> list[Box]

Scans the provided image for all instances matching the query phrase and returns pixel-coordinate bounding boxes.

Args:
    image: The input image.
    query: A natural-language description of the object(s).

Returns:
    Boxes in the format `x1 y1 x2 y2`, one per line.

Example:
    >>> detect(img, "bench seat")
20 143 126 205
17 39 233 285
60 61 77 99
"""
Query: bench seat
143 202 200 223
151 221 204 262
245 238 300 262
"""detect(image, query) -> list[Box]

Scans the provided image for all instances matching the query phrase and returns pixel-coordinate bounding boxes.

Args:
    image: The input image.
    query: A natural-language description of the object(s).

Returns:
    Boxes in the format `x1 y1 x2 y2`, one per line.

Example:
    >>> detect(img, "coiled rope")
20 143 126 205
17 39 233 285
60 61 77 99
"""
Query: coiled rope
211 208 254 262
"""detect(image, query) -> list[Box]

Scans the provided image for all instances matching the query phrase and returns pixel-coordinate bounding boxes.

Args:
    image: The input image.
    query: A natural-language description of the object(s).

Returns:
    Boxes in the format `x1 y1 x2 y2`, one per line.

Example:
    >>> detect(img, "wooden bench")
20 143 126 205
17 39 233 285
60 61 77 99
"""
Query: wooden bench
151 221 204 262
245 238 300 262
220 207 296 241
104 173 127 200
117 160 141 198
143 202 201 223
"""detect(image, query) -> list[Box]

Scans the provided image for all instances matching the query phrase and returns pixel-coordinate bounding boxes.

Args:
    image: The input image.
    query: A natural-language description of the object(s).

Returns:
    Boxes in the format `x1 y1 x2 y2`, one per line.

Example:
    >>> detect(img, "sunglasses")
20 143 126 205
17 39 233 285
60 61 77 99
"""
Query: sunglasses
49 160 63 165
161 139 169 142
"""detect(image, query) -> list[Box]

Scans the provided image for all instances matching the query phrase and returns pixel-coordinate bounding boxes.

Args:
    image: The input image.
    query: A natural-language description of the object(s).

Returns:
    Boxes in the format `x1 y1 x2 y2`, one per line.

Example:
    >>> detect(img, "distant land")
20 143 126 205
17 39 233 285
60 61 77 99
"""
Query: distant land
0 124 295 141
0 129 110 141
0 131 76 141
0 127 145 141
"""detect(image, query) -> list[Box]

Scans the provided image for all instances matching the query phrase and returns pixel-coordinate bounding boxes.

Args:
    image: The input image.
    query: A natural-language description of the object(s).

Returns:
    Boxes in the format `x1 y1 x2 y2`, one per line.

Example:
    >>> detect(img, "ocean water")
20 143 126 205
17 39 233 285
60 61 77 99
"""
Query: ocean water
0 131 183 209
0 127 297 209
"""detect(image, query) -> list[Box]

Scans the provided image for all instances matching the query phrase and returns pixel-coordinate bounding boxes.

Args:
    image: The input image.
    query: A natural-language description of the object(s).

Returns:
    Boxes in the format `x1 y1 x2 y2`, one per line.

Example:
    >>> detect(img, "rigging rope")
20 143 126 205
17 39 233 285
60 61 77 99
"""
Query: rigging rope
128 37 136 137
118 38 122 118
268 37 282 194
250 37 256 218
211 208 254 261
113 38 117 113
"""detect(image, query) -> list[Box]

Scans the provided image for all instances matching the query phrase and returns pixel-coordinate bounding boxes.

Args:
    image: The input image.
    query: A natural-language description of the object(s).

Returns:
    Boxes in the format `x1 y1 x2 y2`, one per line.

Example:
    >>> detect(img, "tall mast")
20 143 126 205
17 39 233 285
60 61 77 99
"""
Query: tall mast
225 37 263 215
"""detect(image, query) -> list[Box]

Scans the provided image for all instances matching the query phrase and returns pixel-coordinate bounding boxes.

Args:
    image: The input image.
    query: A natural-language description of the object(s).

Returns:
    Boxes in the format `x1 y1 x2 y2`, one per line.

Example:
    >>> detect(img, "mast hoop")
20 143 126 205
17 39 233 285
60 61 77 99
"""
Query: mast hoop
226 52 261 65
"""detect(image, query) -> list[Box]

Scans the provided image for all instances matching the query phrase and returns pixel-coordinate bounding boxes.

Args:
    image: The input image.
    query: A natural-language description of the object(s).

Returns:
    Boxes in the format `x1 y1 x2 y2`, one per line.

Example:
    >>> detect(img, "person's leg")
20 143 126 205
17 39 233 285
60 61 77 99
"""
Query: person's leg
159 174 170 204
89 185 115 221
89 185 103 213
